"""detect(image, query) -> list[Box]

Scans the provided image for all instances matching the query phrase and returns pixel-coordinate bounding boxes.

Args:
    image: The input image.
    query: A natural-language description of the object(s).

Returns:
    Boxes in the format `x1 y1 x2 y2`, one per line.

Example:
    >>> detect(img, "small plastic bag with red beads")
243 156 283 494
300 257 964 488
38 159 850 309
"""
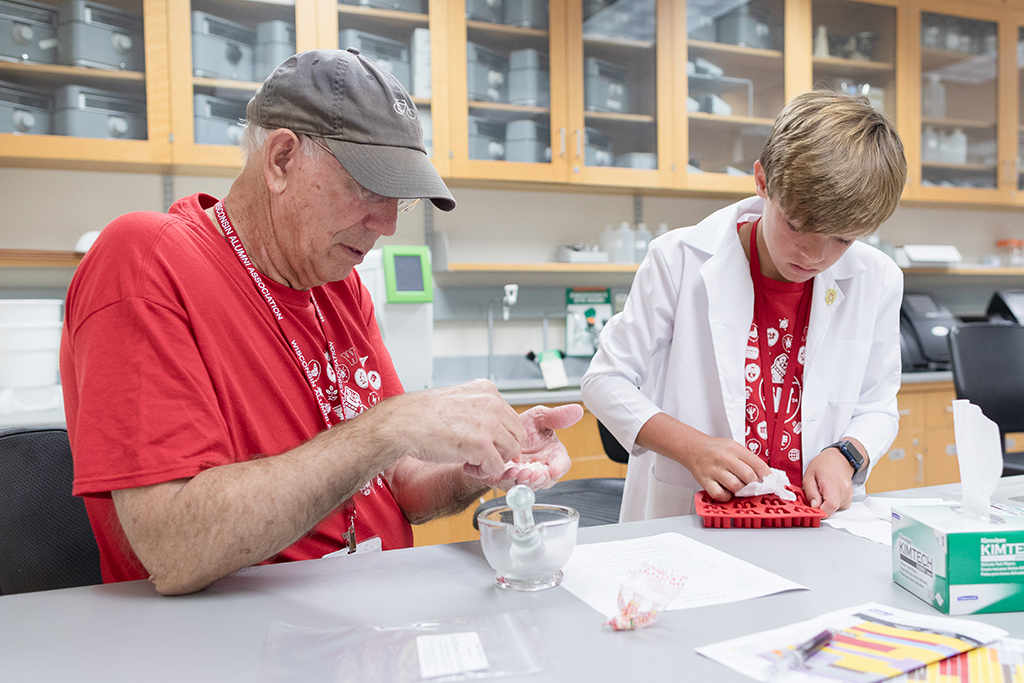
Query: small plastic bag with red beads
605 561 687 631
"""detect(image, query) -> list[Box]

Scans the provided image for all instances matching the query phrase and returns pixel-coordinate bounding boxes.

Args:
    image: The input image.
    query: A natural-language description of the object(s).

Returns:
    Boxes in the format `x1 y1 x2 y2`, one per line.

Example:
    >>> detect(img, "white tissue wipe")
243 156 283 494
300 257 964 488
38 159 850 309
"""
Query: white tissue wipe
734 468 797 501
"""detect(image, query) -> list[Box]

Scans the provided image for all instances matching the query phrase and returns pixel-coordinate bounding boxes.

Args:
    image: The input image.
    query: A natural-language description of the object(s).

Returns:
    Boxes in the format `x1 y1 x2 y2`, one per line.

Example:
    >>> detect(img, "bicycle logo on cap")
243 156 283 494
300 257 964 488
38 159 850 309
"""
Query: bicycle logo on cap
393 99 418 121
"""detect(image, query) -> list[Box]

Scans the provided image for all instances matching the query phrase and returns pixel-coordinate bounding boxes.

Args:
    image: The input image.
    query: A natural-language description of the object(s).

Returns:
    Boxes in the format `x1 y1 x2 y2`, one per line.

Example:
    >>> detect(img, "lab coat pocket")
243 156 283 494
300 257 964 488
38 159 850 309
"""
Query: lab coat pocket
645 463 695 519
828 339 872 403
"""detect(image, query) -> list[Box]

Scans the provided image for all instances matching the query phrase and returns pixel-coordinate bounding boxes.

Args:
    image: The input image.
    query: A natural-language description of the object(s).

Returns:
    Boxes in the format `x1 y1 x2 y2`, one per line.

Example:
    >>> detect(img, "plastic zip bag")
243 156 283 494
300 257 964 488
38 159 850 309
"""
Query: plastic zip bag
258 610 549 682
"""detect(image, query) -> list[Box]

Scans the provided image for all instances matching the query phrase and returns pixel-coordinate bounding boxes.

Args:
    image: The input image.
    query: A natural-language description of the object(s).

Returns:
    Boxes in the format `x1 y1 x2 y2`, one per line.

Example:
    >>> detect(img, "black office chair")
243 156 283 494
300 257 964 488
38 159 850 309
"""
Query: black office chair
947 322 1024 477
473 420 628 529
0 425 102 595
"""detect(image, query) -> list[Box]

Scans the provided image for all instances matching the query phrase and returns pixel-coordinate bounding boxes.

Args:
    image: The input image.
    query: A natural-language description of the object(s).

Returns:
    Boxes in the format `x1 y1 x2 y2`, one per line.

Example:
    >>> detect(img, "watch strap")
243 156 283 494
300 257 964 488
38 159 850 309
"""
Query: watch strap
827 440 864 478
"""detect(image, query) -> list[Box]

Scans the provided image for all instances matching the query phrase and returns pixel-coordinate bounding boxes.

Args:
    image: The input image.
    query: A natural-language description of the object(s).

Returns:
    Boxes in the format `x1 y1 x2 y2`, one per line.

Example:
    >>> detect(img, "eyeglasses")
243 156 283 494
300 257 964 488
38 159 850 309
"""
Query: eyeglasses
308 137 421 214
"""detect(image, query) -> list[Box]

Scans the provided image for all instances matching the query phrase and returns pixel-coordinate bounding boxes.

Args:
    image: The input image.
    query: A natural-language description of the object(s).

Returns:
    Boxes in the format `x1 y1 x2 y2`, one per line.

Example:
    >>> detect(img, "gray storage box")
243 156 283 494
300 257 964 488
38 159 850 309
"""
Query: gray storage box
716 1 771 50
467 42 506 102
615 152 657 169
0 80 51 134
57 0 144 71
584 126 612 166
191 11 255 82
340 0 423 14
194 94 246 146
584 57 628 113
505 119 549 163
254 20 294 82
53 84 146 139
466 0 502 24
503 0 546 29
0 0 58 64
508 48 548 107
468 115 505 160
338 29 410 92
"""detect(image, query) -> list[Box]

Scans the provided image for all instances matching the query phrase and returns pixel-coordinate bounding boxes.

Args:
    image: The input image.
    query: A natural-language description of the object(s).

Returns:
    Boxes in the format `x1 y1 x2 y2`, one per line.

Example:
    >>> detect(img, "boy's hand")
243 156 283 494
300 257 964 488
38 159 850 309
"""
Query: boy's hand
686 435 772 503
802 448 855 516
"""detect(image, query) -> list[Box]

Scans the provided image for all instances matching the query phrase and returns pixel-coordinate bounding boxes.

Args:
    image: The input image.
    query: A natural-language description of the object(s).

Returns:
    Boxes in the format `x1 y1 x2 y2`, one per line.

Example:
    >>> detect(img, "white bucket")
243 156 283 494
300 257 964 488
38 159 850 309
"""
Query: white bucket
0 299 64 324
0 322 63 388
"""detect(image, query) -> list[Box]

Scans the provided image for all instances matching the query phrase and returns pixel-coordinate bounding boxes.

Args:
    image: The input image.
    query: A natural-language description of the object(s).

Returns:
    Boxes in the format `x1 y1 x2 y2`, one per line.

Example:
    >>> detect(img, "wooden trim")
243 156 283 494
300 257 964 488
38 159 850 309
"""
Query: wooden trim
0 250 83 268
785 0 814 101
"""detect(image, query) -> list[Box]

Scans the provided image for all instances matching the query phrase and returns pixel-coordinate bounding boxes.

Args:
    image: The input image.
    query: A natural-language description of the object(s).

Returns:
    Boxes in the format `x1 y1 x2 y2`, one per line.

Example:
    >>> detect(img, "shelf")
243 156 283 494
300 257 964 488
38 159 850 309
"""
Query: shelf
687 111 775 130
921 117 995 131
435 261 638 287
0 61 145 90
336 4 428 25
0 250 82 268
921 162 994 172
812 56 894 75
467 20 547 40
192 77 261 94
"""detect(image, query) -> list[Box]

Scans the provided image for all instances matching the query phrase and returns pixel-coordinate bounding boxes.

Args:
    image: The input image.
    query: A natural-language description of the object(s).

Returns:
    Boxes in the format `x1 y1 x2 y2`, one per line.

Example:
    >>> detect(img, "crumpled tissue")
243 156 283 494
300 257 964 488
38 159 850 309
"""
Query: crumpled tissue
735 467 796 502
952 399 1004 523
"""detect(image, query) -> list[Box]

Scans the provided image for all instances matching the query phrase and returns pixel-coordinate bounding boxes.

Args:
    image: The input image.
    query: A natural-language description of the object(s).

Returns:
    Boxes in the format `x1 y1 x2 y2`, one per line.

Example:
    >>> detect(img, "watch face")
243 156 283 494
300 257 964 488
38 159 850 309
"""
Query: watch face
838 441 863 470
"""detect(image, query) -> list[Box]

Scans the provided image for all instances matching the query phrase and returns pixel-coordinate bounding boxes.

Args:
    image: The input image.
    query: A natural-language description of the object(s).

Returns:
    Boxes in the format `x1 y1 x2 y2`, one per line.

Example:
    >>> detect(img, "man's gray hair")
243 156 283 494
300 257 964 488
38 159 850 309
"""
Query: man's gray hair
238 122 328 164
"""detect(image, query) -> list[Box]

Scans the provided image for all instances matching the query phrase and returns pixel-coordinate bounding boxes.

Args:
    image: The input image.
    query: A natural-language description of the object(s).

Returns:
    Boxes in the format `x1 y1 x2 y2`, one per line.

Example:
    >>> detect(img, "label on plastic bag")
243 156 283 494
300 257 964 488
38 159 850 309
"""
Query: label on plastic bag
415 632 489 679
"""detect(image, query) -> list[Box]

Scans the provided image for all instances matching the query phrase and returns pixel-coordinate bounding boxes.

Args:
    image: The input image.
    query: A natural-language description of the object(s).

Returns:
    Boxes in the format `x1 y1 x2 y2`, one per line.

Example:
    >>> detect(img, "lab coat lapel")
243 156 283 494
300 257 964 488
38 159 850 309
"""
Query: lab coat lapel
698 229 754 445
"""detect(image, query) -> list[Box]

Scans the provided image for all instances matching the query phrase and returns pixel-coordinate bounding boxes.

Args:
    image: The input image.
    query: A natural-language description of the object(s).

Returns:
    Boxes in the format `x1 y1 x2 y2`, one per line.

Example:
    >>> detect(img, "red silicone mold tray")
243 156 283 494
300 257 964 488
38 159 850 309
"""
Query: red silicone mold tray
694 486 826 528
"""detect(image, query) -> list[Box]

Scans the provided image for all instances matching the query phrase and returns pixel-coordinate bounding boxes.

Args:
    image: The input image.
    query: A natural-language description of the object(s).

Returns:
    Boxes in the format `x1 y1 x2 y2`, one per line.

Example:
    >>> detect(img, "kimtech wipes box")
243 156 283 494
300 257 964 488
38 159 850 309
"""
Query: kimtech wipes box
892 504 1024 615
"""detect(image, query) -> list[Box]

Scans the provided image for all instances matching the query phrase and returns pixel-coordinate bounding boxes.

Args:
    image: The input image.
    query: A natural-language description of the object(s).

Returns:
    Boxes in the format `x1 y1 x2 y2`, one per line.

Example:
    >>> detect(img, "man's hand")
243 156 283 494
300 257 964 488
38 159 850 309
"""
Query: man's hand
802 448 854 516
483 404 584 491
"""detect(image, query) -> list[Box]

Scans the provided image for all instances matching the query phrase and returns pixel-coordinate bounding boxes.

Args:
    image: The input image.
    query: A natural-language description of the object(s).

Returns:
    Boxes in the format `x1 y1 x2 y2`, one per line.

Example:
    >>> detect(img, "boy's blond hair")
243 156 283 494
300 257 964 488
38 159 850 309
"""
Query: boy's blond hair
759 89 906 237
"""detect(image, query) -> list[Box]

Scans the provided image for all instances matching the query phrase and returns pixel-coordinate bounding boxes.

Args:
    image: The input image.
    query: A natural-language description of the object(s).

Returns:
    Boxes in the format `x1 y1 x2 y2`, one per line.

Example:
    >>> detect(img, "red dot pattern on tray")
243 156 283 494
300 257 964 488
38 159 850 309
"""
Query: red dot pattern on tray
694 486 827 529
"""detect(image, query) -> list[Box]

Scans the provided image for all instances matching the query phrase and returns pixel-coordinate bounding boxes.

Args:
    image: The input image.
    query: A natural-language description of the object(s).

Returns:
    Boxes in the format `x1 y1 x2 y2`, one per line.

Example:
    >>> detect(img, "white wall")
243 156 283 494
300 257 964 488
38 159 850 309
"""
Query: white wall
4 167 1024 360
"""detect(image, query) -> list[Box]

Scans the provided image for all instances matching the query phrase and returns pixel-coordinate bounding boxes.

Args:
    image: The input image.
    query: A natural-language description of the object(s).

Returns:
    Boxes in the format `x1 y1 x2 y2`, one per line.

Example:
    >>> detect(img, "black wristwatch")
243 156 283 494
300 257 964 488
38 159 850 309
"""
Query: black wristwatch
827 440 864 478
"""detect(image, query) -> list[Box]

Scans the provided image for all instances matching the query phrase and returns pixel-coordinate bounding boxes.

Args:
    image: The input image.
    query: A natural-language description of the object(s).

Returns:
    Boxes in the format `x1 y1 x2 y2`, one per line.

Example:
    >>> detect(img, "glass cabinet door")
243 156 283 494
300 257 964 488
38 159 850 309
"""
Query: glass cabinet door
919 10 997 192
0 0 170 167
683 0 784 192
448 0 564 182
811 0 895 120
169 0 315 169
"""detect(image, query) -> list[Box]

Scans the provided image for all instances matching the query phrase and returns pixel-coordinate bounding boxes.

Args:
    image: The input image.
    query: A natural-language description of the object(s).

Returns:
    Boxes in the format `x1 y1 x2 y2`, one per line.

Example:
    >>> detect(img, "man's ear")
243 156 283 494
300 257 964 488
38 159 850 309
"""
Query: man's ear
263 129 301 195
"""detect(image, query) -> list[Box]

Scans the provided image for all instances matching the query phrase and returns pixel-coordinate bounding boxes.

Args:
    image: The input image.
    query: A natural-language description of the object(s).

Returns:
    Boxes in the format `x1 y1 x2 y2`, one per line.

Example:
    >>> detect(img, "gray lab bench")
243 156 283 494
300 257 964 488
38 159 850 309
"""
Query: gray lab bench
2 479 1023 682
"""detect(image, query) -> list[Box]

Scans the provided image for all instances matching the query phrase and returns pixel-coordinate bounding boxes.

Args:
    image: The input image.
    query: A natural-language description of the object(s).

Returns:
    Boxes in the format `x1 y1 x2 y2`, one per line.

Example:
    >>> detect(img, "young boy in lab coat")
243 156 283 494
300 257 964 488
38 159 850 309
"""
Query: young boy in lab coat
581 90 907 522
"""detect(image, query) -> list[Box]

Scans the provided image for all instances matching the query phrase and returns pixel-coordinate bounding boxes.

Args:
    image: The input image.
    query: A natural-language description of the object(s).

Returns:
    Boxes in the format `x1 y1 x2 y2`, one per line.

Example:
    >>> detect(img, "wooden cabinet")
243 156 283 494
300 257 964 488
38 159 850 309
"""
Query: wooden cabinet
867 380 960 493
412 401 626 547
0 0 172 171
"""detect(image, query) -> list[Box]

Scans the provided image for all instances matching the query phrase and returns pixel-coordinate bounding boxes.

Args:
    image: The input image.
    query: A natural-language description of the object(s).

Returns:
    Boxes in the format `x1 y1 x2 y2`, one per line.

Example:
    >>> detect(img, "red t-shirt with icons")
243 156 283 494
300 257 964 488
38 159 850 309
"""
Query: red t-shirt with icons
742 223 813 486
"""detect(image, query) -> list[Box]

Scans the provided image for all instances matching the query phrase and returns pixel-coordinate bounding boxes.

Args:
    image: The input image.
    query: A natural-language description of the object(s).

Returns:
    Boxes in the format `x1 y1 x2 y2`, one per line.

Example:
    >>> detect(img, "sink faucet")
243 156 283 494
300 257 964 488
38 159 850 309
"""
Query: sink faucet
487 284 519 382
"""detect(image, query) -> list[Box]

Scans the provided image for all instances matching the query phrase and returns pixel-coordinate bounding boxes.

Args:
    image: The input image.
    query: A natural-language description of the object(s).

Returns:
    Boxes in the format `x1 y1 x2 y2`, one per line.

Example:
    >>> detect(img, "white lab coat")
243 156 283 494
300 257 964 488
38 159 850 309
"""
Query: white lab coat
581 196 903 522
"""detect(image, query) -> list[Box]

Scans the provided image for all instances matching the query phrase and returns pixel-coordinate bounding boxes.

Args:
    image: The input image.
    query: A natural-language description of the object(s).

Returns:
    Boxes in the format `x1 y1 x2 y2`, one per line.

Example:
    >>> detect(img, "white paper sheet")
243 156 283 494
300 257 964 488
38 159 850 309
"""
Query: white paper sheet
559 532 807 618
823 498 955 547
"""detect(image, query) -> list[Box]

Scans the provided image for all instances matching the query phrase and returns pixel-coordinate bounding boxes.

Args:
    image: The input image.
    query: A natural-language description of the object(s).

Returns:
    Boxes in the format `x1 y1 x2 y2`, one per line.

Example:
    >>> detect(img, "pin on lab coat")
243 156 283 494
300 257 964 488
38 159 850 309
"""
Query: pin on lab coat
581 197 903 523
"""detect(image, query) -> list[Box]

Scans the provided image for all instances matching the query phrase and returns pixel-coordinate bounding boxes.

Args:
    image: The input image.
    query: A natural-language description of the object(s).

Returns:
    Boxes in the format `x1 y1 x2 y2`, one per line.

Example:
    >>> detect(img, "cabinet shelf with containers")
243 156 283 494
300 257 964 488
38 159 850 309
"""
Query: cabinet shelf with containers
167 0 317 173
0 0 170 171
810 0 895 121
916 8 999 197
446 0 566 183
682 0 785 193
565 0 675 189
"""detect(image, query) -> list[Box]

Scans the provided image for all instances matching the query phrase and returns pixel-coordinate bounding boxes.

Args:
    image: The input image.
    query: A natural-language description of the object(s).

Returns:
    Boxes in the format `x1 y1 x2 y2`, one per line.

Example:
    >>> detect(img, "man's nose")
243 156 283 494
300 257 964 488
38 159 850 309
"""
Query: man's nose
365 200 399 237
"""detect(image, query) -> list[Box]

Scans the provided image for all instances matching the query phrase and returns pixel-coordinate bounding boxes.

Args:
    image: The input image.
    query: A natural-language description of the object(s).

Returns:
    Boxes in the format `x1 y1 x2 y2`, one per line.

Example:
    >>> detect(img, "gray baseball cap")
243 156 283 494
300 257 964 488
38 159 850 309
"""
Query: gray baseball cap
246 48 455 212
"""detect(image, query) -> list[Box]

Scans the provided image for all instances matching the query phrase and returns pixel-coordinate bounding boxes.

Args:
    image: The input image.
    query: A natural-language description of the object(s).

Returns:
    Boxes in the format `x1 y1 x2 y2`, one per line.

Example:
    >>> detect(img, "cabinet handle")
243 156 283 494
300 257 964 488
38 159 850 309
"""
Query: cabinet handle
898 409 911 416
915 453 924 483
576 129 582 159
559 128 566 156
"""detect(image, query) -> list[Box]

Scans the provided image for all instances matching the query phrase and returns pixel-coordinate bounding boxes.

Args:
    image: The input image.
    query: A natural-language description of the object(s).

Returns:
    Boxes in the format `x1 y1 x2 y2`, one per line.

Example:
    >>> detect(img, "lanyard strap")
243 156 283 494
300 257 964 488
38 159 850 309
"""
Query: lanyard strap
214 201 339 431
747 220 813 460
214 202 357 549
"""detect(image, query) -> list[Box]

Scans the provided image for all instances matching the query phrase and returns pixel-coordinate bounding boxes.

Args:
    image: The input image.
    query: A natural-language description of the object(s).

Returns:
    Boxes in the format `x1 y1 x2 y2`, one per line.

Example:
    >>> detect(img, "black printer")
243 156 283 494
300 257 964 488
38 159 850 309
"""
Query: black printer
900 292 958 371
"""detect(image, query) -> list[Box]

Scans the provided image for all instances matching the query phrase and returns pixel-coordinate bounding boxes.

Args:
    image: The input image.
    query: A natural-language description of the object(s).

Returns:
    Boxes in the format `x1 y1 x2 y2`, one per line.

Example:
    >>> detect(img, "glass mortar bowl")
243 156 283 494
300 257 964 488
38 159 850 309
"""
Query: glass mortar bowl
478 504 580 591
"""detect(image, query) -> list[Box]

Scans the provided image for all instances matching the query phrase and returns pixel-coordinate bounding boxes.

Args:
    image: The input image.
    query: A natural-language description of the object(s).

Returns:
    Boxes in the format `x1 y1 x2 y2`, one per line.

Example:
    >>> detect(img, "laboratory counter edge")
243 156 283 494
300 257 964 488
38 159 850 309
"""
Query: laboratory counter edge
1 477 1022 682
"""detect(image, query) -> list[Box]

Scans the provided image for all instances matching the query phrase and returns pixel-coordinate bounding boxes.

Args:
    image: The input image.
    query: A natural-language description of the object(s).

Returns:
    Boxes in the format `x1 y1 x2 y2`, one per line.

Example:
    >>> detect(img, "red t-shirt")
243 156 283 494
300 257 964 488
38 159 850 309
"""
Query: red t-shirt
742 222 812 486
61 193 414 583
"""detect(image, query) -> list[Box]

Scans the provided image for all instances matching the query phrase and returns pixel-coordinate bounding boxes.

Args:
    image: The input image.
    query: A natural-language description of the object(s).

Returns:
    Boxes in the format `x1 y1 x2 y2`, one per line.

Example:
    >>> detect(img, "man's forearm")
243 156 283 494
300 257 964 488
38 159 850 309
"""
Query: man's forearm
113 413 401 596
388 458 492 525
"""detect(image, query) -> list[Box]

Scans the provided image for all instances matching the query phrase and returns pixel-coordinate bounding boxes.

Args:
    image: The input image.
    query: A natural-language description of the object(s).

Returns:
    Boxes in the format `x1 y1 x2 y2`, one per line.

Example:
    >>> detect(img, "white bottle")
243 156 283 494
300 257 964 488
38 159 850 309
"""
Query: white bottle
599 224 615 259
922 125 939 163
634 222 652 263
937 128 952 163
614 221 635 264
948 127 967 165
654 223 669 238
922 74 945 119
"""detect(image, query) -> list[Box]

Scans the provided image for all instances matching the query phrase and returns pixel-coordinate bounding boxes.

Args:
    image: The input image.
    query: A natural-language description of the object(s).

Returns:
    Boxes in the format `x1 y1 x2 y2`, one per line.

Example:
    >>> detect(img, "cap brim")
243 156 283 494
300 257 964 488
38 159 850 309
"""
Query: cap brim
325 139 456 212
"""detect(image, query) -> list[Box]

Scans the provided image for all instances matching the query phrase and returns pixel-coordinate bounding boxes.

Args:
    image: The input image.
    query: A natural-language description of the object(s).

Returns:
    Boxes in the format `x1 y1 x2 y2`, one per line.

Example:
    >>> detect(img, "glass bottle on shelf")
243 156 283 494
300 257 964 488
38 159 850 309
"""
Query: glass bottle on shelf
687 0 784 179
919 11 996 190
